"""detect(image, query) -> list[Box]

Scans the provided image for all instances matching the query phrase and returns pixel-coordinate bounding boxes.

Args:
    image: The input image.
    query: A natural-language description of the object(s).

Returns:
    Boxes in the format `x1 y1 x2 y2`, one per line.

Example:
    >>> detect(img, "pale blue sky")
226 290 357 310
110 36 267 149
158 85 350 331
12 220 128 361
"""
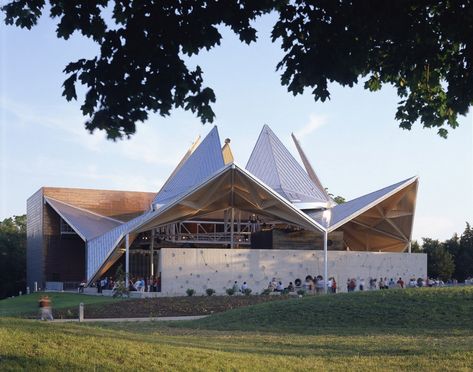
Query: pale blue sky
1 13 472 241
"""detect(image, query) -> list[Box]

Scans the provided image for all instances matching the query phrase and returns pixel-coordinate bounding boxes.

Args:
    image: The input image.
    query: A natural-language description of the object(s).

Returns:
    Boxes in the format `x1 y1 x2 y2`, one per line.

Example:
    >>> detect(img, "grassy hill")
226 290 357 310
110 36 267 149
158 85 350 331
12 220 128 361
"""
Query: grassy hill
0 292 123 317
1 287 472 371
178 286 473 333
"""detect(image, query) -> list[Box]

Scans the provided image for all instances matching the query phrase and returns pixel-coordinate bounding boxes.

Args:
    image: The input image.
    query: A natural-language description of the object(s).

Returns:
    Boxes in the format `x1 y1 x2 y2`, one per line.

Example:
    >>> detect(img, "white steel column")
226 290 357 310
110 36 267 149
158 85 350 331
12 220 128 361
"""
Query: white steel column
150 229 155 277
230 165 235 249
230 207 235 248
408 241 412 253
323 230 328 294
125 233 130 285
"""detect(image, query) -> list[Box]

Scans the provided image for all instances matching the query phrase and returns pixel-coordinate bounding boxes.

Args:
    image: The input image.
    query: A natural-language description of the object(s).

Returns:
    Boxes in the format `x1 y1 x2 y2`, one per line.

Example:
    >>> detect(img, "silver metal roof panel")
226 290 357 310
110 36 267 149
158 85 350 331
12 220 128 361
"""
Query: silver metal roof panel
153 126 224 205
44 197 122 241
246 125 329 205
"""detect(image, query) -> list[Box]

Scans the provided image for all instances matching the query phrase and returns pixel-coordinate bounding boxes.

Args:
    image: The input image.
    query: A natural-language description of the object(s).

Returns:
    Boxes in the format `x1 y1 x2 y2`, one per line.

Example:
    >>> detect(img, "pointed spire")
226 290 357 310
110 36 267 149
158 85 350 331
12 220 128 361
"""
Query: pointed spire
246 125 329 206
291 133 331 202
153 126 224 205
222 138 234 165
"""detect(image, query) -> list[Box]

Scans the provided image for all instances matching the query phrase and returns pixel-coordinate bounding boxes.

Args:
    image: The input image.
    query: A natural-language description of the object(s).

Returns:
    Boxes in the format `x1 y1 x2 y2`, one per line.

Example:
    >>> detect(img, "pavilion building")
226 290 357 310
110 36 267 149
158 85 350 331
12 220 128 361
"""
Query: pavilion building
26 125 426 294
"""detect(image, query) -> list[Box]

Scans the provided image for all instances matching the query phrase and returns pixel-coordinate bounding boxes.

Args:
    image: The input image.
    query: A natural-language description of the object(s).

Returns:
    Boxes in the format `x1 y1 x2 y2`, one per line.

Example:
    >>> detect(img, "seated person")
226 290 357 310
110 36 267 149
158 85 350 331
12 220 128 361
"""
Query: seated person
303 275 314 291
241 282 248 291
275 281 284 292
287 282 295 292
232 281 239 292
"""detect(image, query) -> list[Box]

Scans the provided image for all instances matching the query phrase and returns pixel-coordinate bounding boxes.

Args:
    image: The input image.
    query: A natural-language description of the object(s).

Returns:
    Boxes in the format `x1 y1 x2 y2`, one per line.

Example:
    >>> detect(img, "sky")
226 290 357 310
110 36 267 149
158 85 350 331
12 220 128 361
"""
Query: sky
1 12 472 241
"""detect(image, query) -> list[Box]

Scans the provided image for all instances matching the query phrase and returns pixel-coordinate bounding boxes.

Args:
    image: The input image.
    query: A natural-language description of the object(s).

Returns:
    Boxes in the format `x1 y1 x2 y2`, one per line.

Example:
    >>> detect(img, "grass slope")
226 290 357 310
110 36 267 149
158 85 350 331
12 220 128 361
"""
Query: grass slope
179 286 473 333
1 287 472 371
0 293 123 317
1 318 472 371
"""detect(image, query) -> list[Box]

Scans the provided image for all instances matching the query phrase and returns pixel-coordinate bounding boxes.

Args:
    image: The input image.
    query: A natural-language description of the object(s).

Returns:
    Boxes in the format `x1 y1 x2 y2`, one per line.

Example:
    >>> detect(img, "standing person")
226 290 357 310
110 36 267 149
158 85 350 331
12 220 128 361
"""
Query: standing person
316 275 325 294
39 295 53 321
346 278 351 292
397 277 404 288
327 277 333 293
349 278 356 292
156 274 161 292
359 278 365 291
332 278 337 294
379 278 385 290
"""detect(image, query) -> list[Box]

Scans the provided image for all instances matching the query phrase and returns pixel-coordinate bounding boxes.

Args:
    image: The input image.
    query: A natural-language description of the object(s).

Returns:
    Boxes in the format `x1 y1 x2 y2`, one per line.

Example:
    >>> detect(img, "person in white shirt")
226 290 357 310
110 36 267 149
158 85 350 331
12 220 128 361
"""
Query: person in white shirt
327 278 333 293
276 281 284 292
241 282 248 291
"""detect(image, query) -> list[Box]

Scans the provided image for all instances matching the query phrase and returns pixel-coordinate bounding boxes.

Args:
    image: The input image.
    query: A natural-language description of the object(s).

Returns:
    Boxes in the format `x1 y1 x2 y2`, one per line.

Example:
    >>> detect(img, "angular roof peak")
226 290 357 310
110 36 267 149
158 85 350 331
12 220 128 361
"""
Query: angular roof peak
291 133 332 203
246 125 330 206
153 126 224 205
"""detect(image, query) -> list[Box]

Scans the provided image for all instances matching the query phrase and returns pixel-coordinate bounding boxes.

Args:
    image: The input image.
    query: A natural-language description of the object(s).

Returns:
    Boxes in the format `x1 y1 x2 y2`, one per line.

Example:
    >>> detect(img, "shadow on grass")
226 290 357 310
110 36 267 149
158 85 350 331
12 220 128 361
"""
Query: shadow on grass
76 321 473 359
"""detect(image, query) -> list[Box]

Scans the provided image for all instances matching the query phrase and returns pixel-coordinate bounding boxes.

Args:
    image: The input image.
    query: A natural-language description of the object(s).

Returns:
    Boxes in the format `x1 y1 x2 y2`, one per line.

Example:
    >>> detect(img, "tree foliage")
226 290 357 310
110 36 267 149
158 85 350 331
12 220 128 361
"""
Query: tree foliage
3 1 472 139
0 215 26 299
455 223 473 281
422 238 455 281
272 1 473 138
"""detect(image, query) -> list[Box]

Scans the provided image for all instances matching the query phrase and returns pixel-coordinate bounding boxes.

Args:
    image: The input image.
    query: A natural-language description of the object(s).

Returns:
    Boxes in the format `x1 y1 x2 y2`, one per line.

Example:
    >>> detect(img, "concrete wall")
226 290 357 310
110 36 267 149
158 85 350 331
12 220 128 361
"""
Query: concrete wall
160 248 427 296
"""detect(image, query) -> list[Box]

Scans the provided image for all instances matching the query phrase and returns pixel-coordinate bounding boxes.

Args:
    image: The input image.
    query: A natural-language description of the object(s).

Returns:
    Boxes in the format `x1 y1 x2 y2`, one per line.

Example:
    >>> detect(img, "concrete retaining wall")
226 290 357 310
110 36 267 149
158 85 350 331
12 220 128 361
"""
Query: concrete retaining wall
159 248 427 296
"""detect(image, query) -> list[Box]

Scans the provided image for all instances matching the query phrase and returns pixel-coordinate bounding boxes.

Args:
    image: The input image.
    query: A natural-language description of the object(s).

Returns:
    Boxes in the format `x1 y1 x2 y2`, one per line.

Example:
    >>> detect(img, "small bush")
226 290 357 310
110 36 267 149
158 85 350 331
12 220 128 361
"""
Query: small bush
297 289 306 296
261 288 271 296
243 288 252 296
226 288 235 296
186 288 195 297
206 288 215 296
282 288 290 295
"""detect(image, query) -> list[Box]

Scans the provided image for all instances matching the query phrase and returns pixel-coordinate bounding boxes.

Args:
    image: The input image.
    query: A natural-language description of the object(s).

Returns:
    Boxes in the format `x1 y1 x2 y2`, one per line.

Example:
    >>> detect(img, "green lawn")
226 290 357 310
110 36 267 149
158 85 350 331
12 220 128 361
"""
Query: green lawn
0 292 123 317
1 287 472 371
176 286 473 333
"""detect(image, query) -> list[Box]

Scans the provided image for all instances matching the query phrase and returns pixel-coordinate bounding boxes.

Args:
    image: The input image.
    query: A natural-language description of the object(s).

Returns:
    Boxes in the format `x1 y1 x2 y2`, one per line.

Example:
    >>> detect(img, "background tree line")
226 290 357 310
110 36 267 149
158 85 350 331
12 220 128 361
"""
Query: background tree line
411 223 473 281
0 215 471 299
0 215 26 299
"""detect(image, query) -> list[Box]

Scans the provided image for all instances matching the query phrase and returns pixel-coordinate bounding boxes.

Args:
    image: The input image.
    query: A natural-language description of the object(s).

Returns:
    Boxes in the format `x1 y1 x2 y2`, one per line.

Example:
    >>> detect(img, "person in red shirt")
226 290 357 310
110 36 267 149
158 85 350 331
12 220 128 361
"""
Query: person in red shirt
397 277 404 288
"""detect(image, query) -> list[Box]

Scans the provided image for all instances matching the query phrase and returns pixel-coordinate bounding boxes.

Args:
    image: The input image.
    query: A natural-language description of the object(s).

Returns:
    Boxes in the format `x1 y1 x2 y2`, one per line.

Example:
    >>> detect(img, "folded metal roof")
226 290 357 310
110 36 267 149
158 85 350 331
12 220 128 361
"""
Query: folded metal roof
86 163 326 284
44 197 123 241
304 176 418 252
246 125 329 206
83 124 419 280
291 133 332 204
153 126 224 206
327 177 418 231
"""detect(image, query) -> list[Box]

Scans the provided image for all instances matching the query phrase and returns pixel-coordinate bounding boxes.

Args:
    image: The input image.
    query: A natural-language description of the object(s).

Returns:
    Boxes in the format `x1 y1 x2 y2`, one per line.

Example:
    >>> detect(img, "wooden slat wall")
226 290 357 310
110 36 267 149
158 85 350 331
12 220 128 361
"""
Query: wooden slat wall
43 187 156 221
272 230 344 250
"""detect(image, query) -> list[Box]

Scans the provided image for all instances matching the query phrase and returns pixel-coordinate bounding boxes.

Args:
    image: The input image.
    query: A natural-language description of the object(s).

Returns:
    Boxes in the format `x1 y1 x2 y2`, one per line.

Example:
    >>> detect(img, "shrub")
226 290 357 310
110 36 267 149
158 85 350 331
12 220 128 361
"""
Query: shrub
226 287 235 296
112 266 129 298
261 288 271 296
297 289 306 296
186 288 195 297
206 288 215 296
282 288 290 295
243 288 252 296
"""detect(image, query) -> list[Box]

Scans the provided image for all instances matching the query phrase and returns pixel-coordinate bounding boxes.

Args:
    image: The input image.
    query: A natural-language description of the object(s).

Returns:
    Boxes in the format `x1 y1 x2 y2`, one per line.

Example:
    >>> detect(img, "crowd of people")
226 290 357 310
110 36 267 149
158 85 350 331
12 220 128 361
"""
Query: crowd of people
261 275 338 294
93 276 162 293
88 274 473 296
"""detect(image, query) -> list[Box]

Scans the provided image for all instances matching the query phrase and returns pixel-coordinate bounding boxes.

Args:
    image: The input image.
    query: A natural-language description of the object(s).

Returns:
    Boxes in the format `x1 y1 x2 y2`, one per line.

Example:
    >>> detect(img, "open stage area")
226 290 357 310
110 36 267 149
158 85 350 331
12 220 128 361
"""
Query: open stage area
1 287 472 371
